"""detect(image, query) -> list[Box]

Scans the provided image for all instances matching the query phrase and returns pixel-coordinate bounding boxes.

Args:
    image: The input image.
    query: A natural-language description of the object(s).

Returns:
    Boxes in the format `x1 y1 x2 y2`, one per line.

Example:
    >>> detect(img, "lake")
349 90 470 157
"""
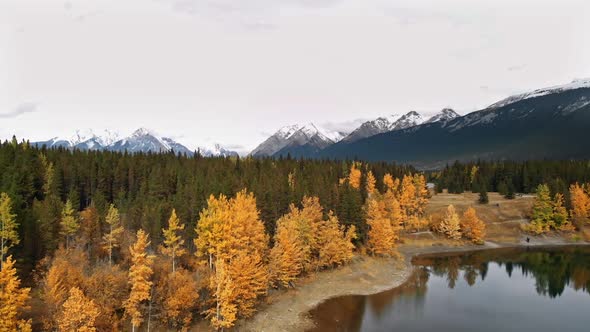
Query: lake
308 246 590 332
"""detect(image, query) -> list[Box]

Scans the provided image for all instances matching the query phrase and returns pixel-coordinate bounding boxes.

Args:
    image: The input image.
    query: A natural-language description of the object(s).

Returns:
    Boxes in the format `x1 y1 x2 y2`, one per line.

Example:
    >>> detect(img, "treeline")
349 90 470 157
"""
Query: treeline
434 160 590 199
0 139 432 331
0 138 414 270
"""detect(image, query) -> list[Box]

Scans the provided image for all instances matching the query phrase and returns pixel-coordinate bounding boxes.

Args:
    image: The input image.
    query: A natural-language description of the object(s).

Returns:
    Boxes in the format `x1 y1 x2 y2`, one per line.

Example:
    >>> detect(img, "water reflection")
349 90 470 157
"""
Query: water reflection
308 246 590 332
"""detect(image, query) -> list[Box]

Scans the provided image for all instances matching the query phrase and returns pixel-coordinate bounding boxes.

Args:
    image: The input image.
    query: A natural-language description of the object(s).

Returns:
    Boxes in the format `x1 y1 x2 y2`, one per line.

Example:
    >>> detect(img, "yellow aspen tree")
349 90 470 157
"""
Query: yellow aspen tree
413 174 429 216
228 251 269 318
399 175 417 223
366 171 376 196
382 188 404 232
269 215 304 288
316 212 356 268
226 190 268 259
124 230 154 332
85 264 128 331
383 173 395 192
348 163 362 190
0 256 32 332
160 209 186 273
102 204 124 266
60 199 79 249
439 205 462 240
552 193 571 230
195 194 230 270
460 207 486 244
208 258 237 330
569 183 590 219
0 193 19 268
157 268 199 331
366 199 396 256
298 196 323 269
57 287 100 332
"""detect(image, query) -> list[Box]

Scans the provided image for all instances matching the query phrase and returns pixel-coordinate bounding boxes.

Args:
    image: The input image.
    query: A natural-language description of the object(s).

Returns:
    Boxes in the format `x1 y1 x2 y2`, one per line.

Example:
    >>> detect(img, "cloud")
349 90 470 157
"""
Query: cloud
0 103 38 119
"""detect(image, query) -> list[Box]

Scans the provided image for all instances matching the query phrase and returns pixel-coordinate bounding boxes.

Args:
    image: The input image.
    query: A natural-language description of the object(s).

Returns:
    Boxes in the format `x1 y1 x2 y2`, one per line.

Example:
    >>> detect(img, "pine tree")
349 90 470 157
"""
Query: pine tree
0 256 32 332
0 193 19 268
124 230 154 332
57 287 100 332
60 199 79 249
102 204 124 266
460 207 486 244
438 205 462 240
478 188 489 204
160 209 186 273
366 198 396 256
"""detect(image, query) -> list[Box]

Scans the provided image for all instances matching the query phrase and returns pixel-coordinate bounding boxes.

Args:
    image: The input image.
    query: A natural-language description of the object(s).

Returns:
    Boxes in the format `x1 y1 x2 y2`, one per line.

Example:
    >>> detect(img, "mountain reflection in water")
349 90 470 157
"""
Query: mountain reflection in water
308 246 590 332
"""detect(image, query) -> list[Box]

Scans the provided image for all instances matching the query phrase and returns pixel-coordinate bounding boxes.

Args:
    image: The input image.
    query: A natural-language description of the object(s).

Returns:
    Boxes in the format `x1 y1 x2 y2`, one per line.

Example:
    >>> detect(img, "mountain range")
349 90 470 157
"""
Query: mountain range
30 78 590 167
252 109 459 158
33 128 239 157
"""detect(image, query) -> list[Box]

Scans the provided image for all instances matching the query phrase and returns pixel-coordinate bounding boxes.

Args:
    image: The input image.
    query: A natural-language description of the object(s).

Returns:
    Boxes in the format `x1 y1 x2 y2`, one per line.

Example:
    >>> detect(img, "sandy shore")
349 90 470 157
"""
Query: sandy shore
238 235 588 332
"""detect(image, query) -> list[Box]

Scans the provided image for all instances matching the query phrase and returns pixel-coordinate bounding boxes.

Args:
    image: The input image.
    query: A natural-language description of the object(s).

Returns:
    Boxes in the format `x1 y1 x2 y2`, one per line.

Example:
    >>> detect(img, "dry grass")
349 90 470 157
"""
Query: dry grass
420 192 535 244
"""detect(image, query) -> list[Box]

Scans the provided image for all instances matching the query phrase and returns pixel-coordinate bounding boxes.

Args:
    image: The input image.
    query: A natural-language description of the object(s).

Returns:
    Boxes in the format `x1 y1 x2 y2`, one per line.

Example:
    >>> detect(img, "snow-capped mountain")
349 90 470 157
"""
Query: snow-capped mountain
250 123 346 157
424 108 460 124
488 78 590 109
342 111 425 143
319 78 590 167
33 128 238 157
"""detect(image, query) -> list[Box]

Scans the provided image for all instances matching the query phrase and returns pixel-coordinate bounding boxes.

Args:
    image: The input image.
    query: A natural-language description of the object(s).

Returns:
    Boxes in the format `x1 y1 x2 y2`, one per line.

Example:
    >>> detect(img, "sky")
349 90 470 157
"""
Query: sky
1 0 589 154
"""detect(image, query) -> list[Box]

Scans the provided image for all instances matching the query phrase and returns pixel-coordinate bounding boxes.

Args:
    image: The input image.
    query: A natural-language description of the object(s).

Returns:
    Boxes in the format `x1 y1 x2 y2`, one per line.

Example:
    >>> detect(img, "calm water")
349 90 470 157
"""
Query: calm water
308 246 590 332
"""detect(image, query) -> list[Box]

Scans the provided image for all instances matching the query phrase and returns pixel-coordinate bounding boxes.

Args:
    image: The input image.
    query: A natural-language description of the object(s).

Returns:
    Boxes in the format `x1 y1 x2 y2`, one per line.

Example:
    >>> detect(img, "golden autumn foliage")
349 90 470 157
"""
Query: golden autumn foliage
0 256 31 332
460 208 486 244
382 188 403 231
102 204 124 266
438 205 462 240
57 287 100 332
413 174 429 216
79 206 101 259
399 175 417 220
60 199 79 249
348 163 362 190
160 209 186 272
383 174 396 192
570 183 590 220
316 212 356 269
157 268 199 331
269 213 304 288
196 190 269 328
124 230 154 331
41 248 88 329
366 171 377 196
366 199 397 256
84 264 128 331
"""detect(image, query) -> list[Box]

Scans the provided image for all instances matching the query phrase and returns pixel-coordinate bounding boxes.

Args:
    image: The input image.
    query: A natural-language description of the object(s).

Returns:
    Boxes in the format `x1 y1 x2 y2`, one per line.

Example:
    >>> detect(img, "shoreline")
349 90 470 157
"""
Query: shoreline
239 236 589 332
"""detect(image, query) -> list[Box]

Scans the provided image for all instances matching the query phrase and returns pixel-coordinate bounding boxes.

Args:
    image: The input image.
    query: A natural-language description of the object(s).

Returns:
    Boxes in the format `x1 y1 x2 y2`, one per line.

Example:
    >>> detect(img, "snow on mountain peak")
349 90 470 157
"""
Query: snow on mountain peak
488 78 590 109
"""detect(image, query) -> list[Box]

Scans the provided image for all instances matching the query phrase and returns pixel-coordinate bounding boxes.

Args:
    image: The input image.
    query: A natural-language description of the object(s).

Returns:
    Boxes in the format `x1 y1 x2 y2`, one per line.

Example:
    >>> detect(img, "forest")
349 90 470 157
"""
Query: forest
2 138 590 331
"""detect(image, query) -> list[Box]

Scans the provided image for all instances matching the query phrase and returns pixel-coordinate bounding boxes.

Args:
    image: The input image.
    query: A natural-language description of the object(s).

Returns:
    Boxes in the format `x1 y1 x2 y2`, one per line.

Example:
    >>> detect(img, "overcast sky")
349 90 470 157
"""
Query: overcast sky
1 0 589 154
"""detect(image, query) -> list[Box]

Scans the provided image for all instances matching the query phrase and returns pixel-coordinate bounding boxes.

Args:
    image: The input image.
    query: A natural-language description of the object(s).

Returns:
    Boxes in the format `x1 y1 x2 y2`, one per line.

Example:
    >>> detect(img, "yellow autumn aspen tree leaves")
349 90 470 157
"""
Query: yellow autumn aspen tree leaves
460 208 486 244
348 163 362 190
366 198 397 256
102 204 123 266
160 209 186 273
570 183 590 220
124 230 154 332
57 287 100 332
439 205 462 240
60 200 78 249
0 255 31 332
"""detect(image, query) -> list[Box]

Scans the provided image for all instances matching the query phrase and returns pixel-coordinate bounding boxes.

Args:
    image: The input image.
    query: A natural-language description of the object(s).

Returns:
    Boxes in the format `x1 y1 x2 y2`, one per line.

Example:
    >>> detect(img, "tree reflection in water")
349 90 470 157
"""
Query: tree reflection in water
308 246 590 332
